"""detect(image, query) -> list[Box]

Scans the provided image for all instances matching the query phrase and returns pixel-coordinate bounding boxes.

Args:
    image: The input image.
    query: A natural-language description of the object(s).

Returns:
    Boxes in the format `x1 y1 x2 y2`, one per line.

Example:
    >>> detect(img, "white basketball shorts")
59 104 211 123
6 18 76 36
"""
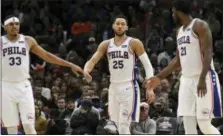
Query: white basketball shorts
178 70 222 119
108 80 140 134
2 80 35 127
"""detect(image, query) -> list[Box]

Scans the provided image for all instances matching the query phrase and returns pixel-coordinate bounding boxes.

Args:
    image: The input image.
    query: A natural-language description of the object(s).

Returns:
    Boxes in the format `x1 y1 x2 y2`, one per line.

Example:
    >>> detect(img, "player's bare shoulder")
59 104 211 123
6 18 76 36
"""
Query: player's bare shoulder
193 19 210 34
24 35 38 51
129 38 143 45
129 38 144 54
97 39 110 52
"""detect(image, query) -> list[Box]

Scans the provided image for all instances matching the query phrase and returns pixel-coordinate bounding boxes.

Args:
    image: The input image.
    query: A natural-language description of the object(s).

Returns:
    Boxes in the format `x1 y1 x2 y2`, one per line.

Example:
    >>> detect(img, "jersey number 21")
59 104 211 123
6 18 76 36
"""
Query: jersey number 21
180 47 187 56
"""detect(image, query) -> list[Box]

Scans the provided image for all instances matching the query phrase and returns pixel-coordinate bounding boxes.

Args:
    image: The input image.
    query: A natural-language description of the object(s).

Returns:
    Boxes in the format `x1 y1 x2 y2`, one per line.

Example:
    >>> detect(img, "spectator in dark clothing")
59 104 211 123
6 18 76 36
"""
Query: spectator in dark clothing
56 97 72 119
150 96 175 120
45 109 68 135
70 96 100 135
33 85 49 107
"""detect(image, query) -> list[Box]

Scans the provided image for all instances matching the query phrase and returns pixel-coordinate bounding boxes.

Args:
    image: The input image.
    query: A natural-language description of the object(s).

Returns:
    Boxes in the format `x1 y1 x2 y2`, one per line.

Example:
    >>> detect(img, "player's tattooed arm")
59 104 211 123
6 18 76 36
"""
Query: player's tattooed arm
26 36 83 73
194 20 213 79
84 40 109 73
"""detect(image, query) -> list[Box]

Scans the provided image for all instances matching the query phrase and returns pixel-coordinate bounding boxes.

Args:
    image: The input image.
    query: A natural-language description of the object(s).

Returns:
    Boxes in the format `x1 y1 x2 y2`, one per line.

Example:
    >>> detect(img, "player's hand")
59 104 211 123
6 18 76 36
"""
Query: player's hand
146 89 155 104
144 76 161 90
70 63 83 77
83 68 92 83
197 77 207 97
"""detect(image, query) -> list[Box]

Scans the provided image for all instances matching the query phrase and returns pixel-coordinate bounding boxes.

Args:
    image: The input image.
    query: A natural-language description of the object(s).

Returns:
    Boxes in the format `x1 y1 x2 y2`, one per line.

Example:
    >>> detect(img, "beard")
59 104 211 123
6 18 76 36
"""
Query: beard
114 31 125 37
174 16 181 26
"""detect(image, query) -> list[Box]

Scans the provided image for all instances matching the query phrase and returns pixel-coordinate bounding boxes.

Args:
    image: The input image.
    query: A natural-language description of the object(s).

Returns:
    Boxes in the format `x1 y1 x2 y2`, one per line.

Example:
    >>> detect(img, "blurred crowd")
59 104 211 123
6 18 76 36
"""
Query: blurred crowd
1 0 223 135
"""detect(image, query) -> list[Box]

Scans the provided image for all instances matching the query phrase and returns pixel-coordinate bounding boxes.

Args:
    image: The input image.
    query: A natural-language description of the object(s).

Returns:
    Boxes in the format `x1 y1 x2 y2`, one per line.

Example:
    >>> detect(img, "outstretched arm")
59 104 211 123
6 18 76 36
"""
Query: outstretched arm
145 29 181 90
84 40 109 81
26 36 83 73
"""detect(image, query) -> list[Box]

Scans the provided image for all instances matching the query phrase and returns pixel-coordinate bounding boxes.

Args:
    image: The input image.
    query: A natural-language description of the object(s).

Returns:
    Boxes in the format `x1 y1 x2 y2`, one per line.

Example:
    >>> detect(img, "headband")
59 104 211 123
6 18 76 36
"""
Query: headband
4 17 19 26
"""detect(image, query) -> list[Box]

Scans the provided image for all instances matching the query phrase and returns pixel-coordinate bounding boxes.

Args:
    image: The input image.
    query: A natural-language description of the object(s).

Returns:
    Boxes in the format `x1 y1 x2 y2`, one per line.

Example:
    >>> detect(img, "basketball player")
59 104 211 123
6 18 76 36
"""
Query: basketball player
1 16 87 134
83 15 154 134
145 0 222 134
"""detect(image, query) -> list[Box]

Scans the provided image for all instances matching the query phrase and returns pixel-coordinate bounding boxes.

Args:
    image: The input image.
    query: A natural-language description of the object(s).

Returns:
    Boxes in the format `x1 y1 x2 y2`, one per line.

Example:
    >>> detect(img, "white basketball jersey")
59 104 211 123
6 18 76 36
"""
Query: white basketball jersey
1 34 30 81
177 18 215 77
107 37 137 83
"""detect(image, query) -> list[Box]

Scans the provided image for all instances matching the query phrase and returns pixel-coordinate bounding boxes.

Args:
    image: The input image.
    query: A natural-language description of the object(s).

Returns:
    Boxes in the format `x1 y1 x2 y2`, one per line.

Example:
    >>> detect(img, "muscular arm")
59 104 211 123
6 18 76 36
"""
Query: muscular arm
194 20 213 79
27 36 74 68
131 39 154 79
84 40 109 73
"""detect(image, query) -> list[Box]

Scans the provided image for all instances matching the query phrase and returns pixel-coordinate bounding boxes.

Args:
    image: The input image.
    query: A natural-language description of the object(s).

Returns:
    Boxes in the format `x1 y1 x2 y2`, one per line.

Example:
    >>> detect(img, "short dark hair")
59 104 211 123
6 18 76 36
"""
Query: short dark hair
57 96 65 102
113 14 128 24
172 0 192 15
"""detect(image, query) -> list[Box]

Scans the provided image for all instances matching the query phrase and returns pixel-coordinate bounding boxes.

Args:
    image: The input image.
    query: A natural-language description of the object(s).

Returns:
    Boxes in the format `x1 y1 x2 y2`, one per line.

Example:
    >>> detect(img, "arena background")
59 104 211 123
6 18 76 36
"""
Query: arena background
1 0 223 134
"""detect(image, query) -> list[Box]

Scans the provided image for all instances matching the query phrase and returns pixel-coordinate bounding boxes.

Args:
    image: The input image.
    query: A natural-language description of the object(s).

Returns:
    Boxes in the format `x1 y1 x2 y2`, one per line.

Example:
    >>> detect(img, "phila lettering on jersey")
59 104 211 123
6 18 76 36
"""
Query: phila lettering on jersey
107 37 137 83
177 18 214 77
1 34 30 81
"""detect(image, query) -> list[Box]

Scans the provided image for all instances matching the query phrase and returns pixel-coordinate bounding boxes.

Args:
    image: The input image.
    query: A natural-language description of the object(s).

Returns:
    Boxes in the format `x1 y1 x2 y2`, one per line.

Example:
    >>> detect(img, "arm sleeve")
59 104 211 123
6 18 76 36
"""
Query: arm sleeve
138 52 154 79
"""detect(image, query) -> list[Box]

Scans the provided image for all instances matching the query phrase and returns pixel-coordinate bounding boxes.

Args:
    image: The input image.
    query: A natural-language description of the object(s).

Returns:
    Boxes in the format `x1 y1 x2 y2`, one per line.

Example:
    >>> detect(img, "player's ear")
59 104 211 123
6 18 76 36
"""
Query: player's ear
2 25 6 31
126 25 129 31
112 23 115 30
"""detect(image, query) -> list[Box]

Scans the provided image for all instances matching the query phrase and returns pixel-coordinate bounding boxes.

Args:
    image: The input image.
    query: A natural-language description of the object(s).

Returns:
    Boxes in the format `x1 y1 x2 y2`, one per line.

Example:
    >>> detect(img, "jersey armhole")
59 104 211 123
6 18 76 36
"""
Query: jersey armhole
105 39 111 56
128 38 134 55
24 36 31 51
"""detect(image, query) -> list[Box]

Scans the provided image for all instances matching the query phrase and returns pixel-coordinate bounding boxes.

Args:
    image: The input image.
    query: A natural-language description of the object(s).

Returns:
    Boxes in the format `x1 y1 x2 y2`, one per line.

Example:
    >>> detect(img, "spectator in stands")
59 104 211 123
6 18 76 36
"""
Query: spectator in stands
56 97 72 119
158 37 174 66
33 85 49 107
45 109 67 135
150 96 175 120
35 105 47 135
70 95 100 135
130 102 156 134
66 99 76 112
161 79 171 94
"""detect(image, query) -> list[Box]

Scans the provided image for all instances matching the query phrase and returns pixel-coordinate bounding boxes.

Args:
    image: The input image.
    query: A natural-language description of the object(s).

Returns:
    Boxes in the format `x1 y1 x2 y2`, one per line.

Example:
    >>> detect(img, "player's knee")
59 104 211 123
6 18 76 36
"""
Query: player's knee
23 124 36 134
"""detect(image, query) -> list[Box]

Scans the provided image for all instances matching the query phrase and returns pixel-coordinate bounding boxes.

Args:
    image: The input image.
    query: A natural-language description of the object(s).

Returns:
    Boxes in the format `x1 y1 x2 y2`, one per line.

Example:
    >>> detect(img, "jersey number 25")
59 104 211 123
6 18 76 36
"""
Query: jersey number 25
113 60 123 69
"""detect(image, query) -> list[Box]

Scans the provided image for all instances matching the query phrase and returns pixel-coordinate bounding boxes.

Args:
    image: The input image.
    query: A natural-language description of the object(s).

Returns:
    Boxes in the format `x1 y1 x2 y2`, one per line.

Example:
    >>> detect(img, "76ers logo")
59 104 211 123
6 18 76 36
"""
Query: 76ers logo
27 113 34 121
